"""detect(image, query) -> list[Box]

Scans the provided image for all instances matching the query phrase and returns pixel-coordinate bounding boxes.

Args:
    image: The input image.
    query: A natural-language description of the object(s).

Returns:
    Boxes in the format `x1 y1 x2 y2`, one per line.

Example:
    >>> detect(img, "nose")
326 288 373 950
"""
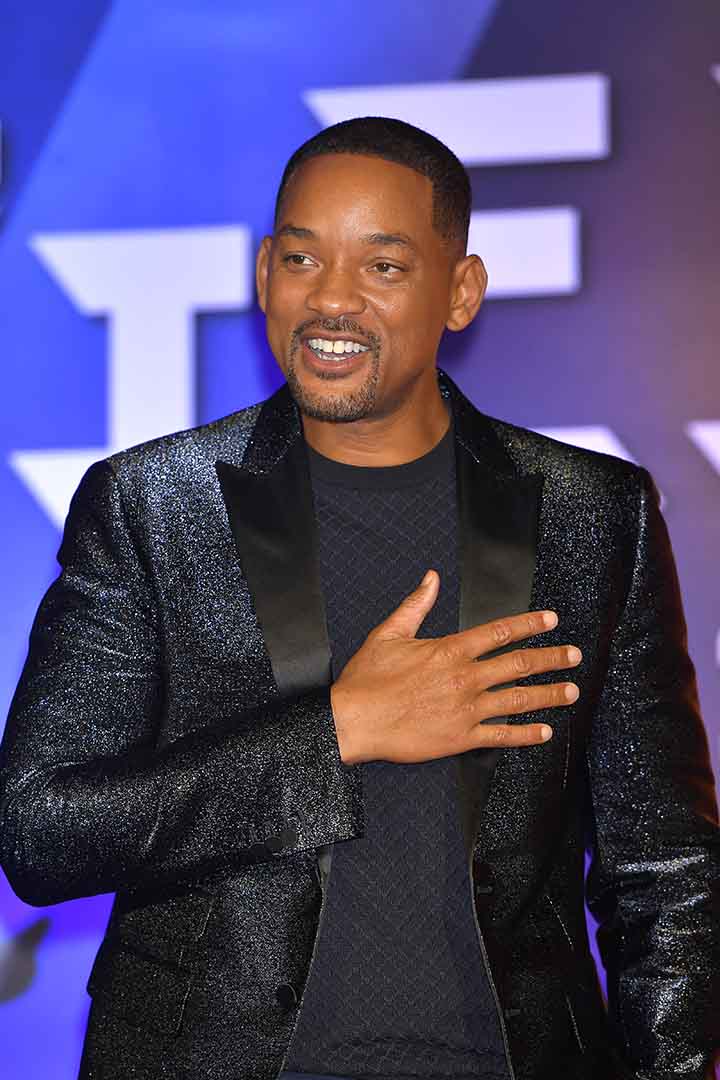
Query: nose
305 264 365 318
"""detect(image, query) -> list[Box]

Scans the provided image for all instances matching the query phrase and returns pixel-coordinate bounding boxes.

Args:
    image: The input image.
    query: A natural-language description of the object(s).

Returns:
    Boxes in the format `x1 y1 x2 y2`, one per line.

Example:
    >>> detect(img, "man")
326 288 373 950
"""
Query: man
0 117 718 1080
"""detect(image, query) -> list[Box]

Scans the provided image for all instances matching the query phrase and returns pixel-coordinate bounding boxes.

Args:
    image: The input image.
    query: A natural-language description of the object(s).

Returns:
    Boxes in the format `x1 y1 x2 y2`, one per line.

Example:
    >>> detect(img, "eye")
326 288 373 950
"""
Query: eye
282 253 315 267
372 261 403 275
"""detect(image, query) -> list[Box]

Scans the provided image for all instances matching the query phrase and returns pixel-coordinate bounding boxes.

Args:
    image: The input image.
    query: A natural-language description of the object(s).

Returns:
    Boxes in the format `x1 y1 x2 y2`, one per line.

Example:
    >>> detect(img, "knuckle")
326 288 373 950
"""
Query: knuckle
511 649 532 675
448 671 466 694
541 646 561 670
492 724 510 745
491 619 512 646
510 687 530 711
468 695 489 722
435 637 458 663
555 646 570 668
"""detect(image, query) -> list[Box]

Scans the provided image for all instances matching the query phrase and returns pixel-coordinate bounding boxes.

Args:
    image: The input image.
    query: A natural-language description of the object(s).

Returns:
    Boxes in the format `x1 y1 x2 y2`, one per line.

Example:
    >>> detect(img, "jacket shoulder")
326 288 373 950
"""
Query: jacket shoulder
485 413 646 490
99 399 264 482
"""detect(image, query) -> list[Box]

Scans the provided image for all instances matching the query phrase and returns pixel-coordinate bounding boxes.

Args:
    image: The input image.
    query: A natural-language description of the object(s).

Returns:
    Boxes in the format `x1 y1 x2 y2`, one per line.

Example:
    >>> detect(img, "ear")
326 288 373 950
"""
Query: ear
255 235 273 313
446 254 488 332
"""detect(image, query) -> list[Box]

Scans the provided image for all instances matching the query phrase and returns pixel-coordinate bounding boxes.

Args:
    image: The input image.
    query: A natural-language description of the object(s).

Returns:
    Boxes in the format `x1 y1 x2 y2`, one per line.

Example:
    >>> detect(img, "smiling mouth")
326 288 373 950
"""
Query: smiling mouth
304 337 371 360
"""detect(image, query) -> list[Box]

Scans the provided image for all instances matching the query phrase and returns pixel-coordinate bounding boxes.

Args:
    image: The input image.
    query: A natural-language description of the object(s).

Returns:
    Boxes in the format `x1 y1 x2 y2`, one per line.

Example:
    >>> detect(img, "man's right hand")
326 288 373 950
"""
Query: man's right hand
330 569 582 765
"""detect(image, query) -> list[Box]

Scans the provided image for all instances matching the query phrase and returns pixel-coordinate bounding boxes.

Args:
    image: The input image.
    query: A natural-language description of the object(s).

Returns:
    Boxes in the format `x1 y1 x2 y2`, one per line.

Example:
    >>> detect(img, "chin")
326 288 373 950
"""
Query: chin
284 349 382 423
288 371 380 424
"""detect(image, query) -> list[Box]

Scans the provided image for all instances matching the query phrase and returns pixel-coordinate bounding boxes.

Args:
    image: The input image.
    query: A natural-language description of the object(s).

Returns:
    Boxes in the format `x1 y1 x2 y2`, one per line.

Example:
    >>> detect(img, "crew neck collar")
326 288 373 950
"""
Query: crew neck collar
306 415 455 490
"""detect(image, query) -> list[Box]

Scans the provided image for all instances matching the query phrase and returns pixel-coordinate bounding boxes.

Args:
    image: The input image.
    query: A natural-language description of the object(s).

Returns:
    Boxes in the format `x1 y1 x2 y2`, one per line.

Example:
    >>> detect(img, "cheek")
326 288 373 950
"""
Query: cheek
378 295 441 354
264 283 306 350
266 266 307 312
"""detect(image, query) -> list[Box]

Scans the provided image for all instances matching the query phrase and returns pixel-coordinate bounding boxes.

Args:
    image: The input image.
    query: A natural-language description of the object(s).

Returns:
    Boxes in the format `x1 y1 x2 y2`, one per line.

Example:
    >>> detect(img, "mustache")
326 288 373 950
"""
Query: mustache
291 318 381 350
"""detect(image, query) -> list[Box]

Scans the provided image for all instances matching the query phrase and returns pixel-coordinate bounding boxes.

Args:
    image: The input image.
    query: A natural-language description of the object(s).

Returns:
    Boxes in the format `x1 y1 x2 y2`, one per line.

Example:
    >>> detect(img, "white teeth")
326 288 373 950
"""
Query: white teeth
306 337 370 357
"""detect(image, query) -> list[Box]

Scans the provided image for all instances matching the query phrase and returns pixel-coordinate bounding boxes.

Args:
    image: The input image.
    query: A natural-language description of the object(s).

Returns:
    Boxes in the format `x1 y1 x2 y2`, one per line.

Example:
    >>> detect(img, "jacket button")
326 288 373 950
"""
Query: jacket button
275 982 299 1009
266 834 284 853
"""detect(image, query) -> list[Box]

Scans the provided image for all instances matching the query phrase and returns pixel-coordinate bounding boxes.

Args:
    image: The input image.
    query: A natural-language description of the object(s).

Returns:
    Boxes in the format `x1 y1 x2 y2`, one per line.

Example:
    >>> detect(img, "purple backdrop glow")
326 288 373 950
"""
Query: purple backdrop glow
0 3 719 1077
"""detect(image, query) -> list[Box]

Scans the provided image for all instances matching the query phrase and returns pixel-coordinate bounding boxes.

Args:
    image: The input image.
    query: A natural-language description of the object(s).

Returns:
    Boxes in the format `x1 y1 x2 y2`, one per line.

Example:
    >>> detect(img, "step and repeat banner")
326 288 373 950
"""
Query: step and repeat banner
1 2 718 1076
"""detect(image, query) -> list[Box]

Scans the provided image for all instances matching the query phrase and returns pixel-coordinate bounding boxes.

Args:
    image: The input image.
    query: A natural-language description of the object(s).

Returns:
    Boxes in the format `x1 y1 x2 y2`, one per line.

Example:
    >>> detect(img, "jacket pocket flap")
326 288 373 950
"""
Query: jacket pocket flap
86 943 193 1037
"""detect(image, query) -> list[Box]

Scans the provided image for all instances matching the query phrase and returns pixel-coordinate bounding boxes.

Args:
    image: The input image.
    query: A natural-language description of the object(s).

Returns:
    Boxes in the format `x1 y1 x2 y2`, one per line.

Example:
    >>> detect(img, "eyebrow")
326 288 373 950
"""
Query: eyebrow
276 224 417 251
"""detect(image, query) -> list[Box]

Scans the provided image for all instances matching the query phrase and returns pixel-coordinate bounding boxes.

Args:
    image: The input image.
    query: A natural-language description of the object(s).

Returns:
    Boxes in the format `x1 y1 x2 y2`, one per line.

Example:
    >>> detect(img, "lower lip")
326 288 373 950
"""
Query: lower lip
300 340 370 376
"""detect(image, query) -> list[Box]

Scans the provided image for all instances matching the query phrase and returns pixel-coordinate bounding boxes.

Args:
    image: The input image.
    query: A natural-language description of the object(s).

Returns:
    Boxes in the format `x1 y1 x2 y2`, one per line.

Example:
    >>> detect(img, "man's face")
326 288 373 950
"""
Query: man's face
256 153 472 423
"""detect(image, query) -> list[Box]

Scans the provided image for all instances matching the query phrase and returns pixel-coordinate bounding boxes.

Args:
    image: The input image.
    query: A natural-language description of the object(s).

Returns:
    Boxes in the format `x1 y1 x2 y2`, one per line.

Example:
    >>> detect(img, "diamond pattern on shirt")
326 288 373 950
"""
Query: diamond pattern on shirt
284 430 508 1080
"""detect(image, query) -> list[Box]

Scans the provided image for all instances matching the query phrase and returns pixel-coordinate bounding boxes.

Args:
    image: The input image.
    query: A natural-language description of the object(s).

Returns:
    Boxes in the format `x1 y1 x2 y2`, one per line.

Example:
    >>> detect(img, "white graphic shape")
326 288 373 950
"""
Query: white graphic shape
687 421 720 474
12 226 251 528
471 207 579 298
305 73 610 299
534 425 636 461
711 64 720 86
12 450 117 536
305 73 610 166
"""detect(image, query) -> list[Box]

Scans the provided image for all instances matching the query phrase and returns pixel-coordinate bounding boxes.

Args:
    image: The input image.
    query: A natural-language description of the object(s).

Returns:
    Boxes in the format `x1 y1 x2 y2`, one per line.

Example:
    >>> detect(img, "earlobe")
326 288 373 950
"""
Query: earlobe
446 255 488 332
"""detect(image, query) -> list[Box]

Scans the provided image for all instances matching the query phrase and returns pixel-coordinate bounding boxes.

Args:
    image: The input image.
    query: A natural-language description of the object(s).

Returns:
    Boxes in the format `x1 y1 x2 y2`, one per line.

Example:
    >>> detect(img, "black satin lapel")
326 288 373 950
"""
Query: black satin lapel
454 438 543 855
215 437 331 699
457 441 542 633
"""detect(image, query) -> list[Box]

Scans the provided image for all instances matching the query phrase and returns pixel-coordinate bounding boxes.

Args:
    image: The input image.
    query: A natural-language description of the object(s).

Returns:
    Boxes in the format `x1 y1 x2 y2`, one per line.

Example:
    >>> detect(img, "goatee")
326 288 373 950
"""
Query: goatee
285 350 381 423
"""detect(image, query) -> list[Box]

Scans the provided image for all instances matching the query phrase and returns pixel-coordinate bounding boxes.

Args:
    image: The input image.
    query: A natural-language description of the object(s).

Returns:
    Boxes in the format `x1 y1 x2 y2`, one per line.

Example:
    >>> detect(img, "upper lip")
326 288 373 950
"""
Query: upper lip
301 330 370 347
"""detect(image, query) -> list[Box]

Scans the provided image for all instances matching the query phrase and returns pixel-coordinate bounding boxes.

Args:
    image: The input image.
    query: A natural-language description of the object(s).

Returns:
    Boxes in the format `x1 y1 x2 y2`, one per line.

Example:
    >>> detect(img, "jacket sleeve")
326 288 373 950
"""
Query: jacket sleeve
0 460 363 907
585 466 720 1079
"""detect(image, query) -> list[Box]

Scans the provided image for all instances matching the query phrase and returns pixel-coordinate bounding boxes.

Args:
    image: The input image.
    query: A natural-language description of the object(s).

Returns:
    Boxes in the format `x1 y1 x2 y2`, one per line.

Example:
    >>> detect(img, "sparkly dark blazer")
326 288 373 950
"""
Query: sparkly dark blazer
1 369 718 1080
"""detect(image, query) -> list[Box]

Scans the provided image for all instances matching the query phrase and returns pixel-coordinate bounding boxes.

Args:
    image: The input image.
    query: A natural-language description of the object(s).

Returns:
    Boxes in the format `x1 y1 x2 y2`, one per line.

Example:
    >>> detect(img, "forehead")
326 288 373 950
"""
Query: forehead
277 153 437 239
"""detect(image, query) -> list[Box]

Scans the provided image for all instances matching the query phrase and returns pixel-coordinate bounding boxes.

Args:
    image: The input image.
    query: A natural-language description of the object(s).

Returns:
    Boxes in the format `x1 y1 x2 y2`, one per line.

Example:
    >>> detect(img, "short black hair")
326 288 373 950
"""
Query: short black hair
274 116 471 255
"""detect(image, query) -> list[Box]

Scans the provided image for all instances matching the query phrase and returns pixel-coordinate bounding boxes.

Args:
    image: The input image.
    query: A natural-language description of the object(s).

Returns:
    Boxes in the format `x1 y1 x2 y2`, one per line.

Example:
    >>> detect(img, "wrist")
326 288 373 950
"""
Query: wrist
330 683 363 764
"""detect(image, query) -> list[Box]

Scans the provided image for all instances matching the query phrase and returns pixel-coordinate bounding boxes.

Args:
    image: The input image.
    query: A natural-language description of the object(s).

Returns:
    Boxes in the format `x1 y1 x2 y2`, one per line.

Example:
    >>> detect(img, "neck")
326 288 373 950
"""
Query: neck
300 378 451 466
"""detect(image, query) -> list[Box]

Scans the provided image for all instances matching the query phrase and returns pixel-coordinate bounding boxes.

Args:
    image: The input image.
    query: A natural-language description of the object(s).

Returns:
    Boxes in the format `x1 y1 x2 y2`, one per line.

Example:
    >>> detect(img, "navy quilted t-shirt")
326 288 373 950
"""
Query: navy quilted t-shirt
282 415 509 1080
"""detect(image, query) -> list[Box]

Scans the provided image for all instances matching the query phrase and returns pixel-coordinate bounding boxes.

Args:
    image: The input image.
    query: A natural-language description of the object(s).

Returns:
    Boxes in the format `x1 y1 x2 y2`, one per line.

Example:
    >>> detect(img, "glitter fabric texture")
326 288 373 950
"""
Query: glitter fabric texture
0 368 718 1080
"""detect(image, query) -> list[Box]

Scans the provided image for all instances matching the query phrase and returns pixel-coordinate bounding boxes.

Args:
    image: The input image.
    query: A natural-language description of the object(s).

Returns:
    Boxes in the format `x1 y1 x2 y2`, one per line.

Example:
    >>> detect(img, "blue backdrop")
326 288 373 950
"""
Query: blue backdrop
1 3 719 1076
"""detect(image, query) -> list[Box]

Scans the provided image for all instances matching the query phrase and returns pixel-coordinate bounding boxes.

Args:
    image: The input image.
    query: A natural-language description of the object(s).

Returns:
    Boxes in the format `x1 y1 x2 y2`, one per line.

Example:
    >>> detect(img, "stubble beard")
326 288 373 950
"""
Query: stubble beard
284 346 382 423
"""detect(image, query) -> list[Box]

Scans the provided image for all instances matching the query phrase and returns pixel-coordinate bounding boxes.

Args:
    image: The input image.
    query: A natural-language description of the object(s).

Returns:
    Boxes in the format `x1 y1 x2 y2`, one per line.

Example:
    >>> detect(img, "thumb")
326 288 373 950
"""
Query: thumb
378 570 439 640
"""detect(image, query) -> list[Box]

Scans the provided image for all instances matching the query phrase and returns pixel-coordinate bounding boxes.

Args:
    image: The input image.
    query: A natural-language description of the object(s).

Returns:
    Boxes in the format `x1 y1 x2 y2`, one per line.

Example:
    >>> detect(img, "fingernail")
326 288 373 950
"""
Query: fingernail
421 571 433 587
541 725 553 741
565 683 579 702
542 611 558 628
567 646 582 663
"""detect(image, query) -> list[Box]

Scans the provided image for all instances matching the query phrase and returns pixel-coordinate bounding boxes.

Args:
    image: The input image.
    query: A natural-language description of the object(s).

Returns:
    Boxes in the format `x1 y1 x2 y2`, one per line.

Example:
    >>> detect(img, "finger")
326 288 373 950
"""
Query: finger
376 569 440 641
474 643 582 691
470 721 554 749
451 609 558 662
475 680 580 723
